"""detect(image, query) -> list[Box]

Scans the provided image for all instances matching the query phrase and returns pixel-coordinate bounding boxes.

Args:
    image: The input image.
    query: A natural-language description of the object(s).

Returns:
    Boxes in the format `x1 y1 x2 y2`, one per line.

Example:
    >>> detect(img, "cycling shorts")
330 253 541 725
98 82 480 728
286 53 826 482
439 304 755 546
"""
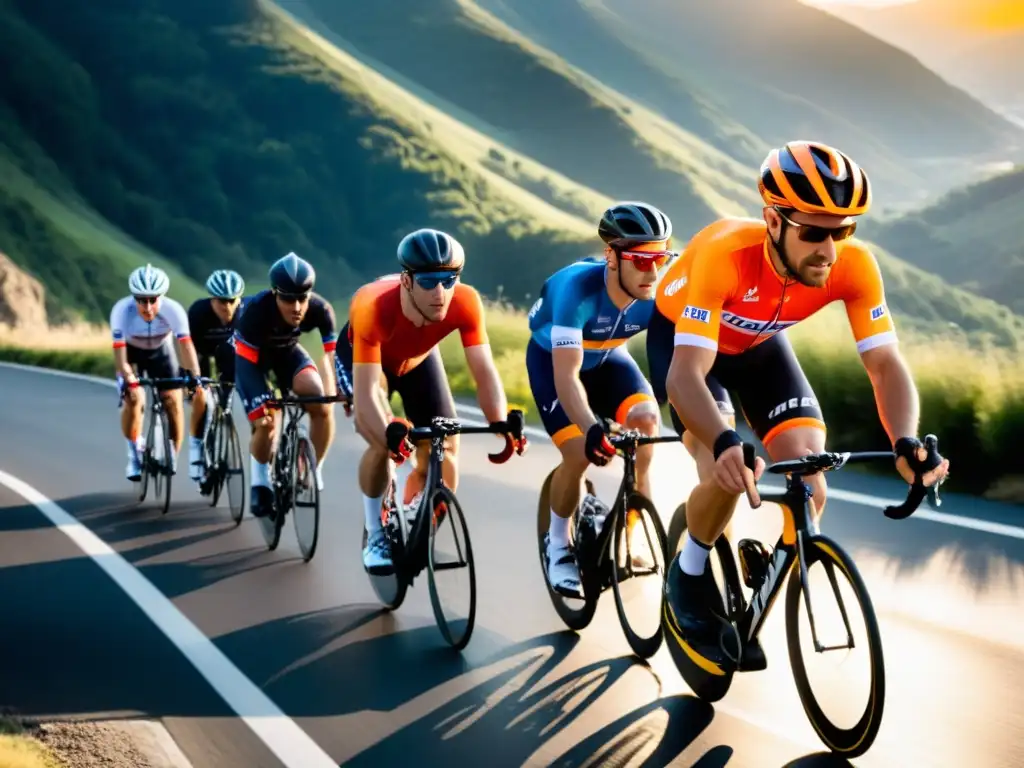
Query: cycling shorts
126 339 179 392
236 344 317 422
646 308 825 447
199 341 237 383
337 323 457 427
526 338 656 447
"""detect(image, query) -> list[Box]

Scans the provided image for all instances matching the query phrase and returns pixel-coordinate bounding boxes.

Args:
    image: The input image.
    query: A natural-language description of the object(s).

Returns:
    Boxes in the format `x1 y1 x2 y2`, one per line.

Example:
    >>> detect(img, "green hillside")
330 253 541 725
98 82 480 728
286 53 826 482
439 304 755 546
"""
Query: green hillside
865 165 1024 314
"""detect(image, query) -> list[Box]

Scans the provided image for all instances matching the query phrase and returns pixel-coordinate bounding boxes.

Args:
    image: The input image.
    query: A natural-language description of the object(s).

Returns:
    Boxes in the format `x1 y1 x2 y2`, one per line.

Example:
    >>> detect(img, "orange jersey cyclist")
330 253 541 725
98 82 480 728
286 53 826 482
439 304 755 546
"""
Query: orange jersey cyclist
648 141 949 672
338 228 526 575
527 202 673 598
234 253 342 519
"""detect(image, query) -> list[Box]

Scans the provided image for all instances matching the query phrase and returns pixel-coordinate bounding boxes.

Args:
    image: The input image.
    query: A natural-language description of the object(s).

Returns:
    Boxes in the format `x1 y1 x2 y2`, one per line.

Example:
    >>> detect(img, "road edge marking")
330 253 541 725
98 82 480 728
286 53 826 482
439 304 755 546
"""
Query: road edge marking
0 467 337 768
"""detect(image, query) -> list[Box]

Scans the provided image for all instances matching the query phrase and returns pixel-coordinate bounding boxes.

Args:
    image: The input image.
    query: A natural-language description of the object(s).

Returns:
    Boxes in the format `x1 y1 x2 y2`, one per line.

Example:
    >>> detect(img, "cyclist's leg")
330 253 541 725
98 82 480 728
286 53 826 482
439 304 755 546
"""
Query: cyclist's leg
284 345 331 489
735 334 828 519
392 348 459 507
152 339 185 472
121 347 146 479
235 348 277 516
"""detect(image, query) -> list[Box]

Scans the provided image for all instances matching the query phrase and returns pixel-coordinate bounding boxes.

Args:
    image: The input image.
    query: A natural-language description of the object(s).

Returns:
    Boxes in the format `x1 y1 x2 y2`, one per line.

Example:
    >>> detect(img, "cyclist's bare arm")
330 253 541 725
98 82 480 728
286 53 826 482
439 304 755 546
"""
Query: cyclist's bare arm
317 351 336 397
178 338 201 376
666 345 730 451
353 361 389 450
464 344 507 423
113 345 134 380
860 344 919 446
552 346 598 431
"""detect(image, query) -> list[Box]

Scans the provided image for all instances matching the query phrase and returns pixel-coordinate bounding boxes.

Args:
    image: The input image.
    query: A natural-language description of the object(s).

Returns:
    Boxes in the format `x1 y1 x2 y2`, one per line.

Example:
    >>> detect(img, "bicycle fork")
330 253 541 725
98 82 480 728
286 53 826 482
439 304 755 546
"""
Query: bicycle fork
796 531 856 654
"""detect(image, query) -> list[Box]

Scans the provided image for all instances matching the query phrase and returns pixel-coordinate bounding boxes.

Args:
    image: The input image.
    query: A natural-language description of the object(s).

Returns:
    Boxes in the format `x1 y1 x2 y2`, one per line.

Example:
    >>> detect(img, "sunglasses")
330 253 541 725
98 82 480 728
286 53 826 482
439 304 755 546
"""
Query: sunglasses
274 290 310 304
134 296 158 306
776 208 857 243
410 271 459 290
617 248 673 272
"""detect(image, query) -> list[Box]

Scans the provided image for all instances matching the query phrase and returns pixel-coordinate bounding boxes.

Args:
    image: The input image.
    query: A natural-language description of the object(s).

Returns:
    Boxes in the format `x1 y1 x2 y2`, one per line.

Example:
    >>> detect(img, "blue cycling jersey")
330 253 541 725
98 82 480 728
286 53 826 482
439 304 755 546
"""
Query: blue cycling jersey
528 258 653 371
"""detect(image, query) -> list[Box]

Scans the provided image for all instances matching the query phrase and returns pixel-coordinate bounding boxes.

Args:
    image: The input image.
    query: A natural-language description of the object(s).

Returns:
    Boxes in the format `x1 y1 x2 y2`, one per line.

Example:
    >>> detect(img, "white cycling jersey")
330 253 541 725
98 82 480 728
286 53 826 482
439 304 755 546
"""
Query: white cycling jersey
110 295 191 351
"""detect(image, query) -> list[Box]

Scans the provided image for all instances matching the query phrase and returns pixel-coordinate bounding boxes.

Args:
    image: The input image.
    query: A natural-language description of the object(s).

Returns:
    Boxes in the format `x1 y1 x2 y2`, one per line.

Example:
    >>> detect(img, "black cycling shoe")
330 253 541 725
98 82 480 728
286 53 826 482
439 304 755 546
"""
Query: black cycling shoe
664 556 734 672
250 485 274 518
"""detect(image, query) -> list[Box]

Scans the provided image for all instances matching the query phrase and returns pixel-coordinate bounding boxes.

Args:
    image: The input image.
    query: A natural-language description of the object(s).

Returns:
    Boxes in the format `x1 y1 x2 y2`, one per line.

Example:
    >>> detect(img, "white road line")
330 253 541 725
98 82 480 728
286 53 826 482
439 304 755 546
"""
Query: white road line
0 467 337 768
3 361 1022 542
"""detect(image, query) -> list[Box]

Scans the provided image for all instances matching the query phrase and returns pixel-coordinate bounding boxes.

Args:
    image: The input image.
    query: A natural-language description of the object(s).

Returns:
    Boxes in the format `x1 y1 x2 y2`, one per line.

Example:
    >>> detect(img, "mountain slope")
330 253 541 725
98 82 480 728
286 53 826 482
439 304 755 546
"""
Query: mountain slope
864 165 1024 315
567 0 1024 207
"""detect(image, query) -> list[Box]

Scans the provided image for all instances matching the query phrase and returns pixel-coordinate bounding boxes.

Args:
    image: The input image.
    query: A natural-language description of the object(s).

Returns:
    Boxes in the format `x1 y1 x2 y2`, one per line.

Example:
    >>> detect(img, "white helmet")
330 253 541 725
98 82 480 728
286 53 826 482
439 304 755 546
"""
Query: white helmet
128 264 170 298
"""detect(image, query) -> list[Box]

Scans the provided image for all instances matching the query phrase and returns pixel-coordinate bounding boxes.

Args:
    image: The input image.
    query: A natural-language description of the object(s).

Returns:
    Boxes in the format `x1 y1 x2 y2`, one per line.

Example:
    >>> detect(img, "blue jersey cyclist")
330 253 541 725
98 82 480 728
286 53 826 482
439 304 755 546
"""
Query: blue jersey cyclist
233 252 343 519
527 201 674 597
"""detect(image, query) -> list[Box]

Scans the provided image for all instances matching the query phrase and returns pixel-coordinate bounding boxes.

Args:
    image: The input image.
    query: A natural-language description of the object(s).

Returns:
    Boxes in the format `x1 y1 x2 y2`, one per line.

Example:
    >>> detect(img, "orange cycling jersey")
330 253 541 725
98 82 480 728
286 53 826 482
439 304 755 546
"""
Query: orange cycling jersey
655 217 897 356
348 275 488 376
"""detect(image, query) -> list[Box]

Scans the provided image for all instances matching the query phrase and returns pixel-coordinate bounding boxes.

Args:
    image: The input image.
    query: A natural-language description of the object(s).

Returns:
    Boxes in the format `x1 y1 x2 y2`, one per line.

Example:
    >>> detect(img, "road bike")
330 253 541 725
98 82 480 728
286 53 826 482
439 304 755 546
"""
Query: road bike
366 412 526 651
256 393 349 561
197 380 245 524
133 375 213 515
536 420 679 659
663 437 943 758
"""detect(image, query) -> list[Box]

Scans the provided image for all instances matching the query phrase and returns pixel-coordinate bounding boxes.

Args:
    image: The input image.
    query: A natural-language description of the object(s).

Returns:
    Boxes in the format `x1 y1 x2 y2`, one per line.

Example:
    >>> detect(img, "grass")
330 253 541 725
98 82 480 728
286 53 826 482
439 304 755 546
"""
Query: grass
0 718 62 768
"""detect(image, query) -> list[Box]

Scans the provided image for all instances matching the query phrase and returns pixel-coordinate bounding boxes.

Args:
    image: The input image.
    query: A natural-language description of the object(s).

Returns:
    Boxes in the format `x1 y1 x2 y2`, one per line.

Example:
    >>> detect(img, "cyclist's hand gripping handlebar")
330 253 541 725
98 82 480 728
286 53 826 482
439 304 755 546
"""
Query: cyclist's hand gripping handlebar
885 434 944 520
488 409 528 464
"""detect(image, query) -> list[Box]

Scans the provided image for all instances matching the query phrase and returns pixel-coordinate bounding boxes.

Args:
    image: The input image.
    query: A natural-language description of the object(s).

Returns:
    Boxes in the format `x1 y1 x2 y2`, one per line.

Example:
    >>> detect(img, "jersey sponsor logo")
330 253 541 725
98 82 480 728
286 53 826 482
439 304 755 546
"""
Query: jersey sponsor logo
742 287 759 302
596 315 611 324
663 276 687 297
870 303 887 321
721 312 799 336
767 396 820 421
590 326 612 334
553 337 578 347
528 297 543 319
682 305 710 324
113 330 124 339
624 323 642 333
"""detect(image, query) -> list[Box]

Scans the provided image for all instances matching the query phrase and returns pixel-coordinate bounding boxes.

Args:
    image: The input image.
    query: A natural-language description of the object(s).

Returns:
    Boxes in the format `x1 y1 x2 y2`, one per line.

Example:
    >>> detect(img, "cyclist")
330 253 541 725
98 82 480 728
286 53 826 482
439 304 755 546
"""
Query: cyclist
527 201 673 598
233 252 342 519
647 140 950 672
186 269 247 487
338 228 526 574
110 264 201 481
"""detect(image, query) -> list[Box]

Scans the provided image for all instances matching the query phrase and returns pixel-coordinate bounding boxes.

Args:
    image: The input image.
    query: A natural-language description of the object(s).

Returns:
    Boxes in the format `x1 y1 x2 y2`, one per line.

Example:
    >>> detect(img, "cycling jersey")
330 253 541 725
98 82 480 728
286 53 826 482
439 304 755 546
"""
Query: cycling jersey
232 289 337 365
187 297 247 379
528 258 654 371
109 295 191 351
655 217 897 357
345 274 487 376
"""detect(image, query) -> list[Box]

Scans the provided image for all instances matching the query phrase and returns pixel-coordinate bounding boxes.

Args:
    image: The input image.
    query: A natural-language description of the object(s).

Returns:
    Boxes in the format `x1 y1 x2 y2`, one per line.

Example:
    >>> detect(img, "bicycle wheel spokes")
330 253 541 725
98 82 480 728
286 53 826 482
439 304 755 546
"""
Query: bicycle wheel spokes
367 479 408 610
224 416 245 525
427 486 476 650
611 493 668 659
786 534 885 758
292 435 320 562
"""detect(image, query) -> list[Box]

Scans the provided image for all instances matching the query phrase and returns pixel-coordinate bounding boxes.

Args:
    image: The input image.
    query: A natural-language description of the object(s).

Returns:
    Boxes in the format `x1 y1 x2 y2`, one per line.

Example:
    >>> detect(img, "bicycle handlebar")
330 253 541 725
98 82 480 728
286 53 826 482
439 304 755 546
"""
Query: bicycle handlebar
745 434 944 520
135 375 216 388
407 411 528 465
265 392 353 416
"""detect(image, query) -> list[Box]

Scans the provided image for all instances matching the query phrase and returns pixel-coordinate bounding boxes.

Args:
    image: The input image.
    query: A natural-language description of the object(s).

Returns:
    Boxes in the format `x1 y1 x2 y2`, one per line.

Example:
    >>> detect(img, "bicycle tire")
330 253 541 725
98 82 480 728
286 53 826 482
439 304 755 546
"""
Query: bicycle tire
207 409 223 507
157 407 173 516
224 414 245 525
367 477 408 610
292 434 320 562
785 533 885 758
535 468 598 631
137 400 154 504
427 486 477 650
662 503 743 702
610 492 668 659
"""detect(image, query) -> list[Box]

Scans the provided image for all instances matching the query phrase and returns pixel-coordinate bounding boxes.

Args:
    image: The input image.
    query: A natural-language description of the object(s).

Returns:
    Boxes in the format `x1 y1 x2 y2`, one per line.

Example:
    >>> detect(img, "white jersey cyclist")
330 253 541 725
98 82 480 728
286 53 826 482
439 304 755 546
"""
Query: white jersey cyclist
109 294 191 351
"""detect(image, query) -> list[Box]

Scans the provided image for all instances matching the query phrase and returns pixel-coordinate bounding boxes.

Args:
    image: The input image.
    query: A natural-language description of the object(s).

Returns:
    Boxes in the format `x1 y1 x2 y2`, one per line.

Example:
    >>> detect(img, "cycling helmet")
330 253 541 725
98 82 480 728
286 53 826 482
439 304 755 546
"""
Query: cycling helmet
397 228 465 272
205 269 245 300
128 264 170 297
759 141 871 217
268 252 315 295
598 201 672 248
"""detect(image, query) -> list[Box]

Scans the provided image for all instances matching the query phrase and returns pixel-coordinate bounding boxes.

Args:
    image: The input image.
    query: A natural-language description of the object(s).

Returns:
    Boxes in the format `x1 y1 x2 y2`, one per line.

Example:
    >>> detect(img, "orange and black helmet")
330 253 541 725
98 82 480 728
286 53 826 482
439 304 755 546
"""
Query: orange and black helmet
758 141 871 217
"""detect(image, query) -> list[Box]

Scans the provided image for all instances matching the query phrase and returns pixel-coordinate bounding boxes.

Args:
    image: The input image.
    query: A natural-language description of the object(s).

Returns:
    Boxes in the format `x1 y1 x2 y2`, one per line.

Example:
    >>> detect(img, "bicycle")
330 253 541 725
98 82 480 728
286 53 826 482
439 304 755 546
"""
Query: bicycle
535 420 679 659
366 412 527 651
132 375 213 515
255 392 349 562
663 436 943 758
197 380 246 525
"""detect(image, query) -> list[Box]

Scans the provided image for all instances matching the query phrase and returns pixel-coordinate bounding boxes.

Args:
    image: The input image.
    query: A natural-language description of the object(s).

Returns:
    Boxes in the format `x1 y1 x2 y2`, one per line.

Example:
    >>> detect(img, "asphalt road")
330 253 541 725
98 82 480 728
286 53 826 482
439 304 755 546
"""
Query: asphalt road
1 362 1022 767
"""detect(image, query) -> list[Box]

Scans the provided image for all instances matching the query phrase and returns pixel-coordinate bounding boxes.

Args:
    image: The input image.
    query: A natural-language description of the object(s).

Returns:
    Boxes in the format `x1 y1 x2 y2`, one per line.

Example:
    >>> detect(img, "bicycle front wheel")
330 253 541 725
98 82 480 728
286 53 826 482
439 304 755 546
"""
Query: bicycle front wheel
223 414 245 525
291 434 320 562
156 407 173 516
611 492 668 659
785 533 885 758
206 410 222 507
427 486 476 650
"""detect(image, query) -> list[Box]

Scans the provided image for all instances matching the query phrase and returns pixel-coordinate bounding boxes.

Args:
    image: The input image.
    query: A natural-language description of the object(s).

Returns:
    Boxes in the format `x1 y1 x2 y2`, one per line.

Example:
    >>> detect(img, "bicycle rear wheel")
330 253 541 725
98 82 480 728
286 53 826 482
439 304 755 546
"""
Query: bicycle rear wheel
155 407 173 516
611 492 668 659
137 402 154 504
427 486 476 650
786 533 885 758
223 414 245 525
291 433 320 562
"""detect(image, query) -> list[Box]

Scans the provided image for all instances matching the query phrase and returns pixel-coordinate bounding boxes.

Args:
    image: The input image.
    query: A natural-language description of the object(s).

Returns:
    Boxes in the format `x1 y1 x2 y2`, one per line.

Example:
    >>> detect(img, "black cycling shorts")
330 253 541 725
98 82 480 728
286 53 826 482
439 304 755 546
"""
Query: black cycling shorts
336 322 457 427
236 344 317 422
127 339 179 392
646 308 824 446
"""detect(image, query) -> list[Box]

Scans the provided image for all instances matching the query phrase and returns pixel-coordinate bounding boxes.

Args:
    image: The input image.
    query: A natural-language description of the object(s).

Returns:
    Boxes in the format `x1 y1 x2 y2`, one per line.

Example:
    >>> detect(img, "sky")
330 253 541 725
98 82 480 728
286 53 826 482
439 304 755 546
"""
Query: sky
806 0 1024 31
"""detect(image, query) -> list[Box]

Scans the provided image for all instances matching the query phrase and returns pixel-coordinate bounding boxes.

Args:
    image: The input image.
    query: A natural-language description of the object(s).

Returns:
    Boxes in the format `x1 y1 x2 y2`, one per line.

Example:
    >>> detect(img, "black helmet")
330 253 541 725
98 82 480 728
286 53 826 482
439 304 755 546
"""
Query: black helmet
397 228 465 272
269 252 315 295
598 201 672 247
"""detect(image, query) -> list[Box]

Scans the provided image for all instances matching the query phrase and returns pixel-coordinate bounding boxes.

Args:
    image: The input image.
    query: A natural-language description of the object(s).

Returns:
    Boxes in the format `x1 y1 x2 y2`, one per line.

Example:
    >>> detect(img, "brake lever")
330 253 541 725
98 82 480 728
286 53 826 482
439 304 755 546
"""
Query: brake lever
885 433 943 519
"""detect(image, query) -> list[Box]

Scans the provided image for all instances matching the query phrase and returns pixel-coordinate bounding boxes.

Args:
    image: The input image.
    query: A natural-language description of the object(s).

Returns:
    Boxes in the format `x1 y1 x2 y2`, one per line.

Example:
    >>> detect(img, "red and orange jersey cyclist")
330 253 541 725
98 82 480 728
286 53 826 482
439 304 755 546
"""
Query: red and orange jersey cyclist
648 140 949 674
337 228 526 575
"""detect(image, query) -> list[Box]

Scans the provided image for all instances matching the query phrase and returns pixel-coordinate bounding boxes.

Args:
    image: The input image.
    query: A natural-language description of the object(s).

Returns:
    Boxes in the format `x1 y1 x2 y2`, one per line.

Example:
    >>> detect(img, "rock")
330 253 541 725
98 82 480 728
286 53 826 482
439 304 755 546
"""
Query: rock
0 251 47 330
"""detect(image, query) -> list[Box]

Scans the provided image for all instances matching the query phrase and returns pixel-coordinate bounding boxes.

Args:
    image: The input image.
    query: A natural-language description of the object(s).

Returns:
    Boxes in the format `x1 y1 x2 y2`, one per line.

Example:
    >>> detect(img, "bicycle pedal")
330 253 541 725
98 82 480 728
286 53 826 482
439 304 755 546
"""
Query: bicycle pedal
738 637 768 672
737 538 771 590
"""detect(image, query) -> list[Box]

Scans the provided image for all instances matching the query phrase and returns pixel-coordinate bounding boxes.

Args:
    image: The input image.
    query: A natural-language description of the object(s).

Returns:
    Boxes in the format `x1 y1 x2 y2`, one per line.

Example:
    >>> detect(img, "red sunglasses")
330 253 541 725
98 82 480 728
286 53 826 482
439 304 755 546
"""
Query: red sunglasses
618 248 673 272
